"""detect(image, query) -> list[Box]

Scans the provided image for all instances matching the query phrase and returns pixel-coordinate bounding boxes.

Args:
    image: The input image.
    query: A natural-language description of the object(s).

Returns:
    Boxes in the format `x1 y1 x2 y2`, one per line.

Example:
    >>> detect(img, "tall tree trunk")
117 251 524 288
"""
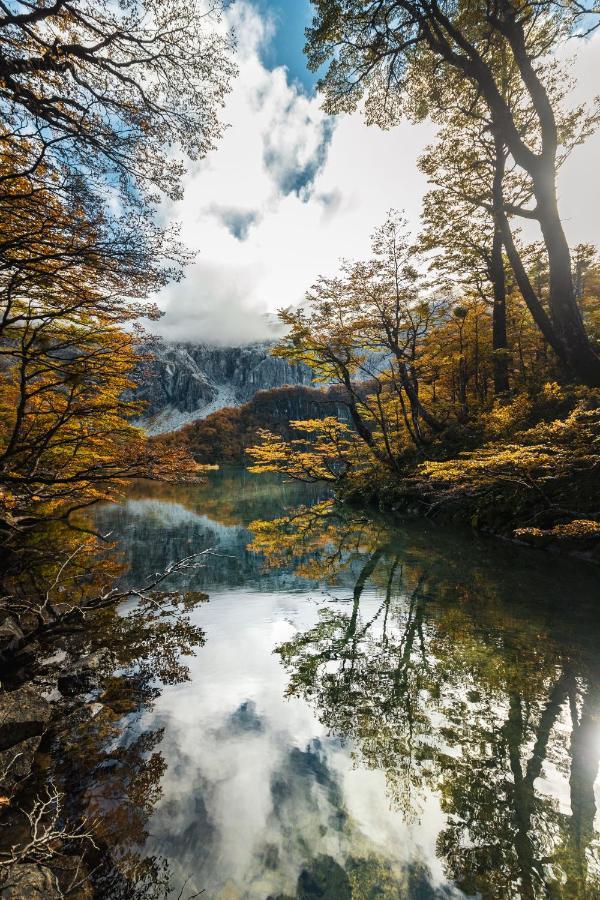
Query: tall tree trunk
532 161 600 385
424 13 600 386
490 139 510 395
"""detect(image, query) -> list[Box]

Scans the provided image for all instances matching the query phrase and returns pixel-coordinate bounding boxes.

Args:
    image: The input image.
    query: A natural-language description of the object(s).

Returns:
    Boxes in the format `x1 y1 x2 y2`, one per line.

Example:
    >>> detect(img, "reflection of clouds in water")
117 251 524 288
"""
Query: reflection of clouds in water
96 475 600 898
122 499 231 533
142 592 461 898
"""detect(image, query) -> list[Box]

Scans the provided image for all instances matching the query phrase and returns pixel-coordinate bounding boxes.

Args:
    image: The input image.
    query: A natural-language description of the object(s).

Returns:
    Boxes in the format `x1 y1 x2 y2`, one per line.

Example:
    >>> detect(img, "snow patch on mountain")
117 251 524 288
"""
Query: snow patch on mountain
135 340 314 434
142 384 240 436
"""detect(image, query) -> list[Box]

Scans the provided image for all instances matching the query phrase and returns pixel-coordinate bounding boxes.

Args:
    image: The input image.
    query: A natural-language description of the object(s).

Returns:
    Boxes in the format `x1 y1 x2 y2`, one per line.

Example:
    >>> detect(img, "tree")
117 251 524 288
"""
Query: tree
420 119 512 396
0 0 235 200
0 147 201 545
250 212 513 485
0 0 235 542
306 0 600 385
273 213 450 464
248 418 357 483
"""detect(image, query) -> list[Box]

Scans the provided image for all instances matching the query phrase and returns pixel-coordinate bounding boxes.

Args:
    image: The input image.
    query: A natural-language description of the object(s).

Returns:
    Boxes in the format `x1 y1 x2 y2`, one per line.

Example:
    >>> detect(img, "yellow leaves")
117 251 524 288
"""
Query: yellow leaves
247 418 356 483
0 305 199 524
420 401 600 510
515 519 600 541
248 499 393 582
540 381 564 403
514 519 600 557
480 394 532 439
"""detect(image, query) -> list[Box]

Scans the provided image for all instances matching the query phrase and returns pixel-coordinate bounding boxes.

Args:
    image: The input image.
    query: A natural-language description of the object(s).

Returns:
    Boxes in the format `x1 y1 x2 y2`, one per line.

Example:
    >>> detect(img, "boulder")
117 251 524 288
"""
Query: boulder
0 863 60 898
0 686 50 752
0 686 51 796
0 736 41 797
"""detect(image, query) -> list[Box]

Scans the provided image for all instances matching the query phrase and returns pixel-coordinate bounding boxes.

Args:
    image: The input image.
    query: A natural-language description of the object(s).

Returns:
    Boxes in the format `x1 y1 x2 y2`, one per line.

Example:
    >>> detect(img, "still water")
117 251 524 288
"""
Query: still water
93 467 600 899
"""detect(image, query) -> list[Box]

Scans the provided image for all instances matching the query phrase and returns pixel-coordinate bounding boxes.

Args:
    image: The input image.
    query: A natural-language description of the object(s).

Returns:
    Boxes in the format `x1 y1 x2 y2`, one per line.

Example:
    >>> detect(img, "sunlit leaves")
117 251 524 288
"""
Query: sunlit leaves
247 419 357 483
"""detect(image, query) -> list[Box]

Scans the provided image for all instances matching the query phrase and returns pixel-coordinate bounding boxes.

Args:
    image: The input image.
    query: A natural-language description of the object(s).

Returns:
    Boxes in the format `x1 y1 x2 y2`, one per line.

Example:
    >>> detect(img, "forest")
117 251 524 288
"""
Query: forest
0 0 599 896
247 2 600 556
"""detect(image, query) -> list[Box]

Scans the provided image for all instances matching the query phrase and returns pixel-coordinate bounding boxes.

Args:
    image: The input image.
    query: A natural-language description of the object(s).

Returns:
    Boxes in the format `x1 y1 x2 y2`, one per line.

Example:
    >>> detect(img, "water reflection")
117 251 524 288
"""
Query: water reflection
0 506 210 896
93 471 600 899
253 500 600 898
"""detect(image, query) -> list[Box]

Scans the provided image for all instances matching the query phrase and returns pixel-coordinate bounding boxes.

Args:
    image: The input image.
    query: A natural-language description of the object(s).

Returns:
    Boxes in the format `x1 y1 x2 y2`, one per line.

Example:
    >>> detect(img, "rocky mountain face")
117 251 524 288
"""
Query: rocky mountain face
135 341 315 433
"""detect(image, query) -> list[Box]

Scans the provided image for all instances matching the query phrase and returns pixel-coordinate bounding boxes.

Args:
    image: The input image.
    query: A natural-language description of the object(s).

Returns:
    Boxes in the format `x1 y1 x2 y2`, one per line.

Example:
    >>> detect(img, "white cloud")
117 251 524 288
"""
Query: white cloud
151 0 434 344
152 3 600 346
555 30 600 247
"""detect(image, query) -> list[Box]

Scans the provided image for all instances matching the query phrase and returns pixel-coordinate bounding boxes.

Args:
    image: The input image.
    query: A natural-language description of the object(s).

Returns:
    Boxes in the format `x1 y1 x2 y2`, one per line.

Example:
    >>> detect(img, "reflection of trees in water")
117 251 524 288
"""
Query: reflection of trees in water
94 500 324 593
125 471 328 530
0 514 210 899
265 738 456 899
52 587 210 898
249 503 600 898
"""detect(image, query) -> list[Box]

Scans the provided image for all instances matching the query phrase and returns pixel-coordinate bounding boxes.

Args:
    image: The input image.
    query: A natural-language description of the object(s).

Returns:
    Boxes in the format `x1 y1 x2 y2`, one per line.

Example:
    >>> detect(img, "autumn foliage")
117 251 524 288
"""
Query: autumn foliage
0 0 236 549
0 151 202 545
0 1 233 644
165 384 351 466
248 214 600 547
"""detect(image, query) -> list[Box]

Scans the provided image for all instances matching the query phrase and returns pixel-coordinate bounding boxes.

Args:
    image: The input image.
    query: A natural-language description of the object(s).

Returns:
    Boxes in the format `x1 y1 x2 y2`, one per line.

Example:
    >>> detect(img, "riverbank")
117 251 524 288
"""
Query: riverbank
339 399 600 564
0 620 114 896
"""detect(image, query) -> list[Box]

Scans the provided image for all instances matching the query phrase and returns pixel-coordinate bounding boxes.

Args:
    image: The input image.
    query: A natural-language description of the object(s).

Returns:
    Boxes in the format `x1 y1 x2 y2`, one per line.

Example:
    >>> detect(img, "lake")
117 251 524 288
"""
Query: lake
91 467 600 899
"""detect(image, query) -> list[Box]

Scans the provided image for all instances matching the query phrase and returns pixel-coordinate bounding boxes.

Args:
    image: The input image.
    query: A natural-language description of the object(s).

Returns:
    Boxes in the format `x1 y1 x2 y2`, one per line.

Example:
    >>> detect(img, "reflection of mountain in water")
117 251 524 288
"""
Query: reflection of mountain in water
95 498 319 592
95 470 331 592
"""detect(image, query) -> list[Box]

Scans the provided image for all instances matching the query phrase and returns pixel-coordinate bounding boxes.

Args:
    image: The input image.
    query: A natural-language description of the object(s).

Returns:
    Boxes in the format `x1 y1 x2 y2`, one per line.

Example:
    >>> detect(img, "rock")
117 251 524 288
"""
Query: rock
0 686 50 752
38 649 67 668
0 686 51 796
57 648 111 697
0 736 41 796
0 616 24 656
0 863 60 898
135 340 316 434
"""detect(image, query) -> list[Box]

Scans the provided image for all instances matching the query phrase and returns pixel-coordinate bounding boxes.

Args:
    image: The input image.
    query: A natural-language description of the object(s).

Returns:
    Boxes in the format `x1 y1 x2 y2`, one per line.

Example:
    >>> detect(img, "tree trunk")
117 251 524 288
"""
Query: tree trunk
426 15 600 387
394 355 444 433
532 161 600 386
490 140 510 395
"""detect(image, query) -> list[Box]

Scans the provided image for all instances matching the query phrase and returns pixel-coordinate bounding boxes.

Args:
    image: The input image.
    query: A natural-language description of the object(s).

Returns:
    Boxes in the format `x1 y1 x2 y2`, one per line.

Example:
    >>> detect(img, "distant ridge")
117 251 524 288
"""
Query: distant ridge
135 339 315 434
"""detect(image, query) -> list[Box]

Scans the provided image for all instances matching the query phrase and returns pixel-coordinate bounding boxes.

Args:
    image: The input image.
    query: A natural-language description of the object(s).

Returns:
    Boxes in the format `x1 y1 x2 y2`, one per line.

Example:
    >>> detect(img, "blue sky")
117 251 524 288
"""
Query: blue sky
252 0 319 92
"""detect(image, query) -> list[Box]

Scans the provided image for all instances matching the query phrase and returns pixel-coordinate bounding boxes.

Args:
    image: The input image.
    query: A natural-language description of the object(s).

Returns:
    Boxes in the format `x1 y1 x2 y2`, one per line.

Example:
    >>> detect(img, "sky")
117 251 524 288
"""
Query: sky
152 0 600 346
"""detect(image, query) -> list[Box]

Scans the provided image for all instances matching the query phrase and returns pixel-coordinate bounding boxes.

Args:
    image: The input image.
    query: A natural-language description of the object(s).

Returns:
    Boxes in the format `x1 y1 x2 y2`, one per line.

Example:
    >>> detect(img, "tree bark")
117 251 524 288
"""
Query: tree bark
421 7 600 387
490 139 511 395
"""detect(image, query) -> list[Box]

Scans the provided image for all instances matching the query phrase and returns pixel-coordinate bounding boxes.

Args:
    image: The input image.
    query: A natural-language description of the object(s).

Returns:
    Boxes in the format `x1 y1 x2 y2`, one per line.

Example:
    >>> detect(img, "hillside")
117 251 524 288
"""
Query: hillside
159 384 350 464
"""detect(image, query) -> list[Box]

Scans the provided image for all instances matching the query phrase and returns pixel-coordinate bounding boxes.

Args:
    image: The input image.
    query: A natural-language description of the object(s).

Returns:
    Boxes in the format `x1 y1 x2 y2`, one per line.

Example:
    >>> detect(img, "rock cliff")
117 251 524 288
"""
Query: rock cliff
135 341 315 433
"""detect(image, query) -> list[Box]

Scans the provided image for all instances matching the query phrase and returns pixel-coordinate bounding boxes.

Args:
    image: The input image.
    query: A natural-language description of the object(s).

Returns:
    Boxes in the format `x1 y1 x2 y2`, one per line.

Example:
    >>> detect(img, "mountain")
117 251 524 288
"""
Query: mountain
135 340 315 434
